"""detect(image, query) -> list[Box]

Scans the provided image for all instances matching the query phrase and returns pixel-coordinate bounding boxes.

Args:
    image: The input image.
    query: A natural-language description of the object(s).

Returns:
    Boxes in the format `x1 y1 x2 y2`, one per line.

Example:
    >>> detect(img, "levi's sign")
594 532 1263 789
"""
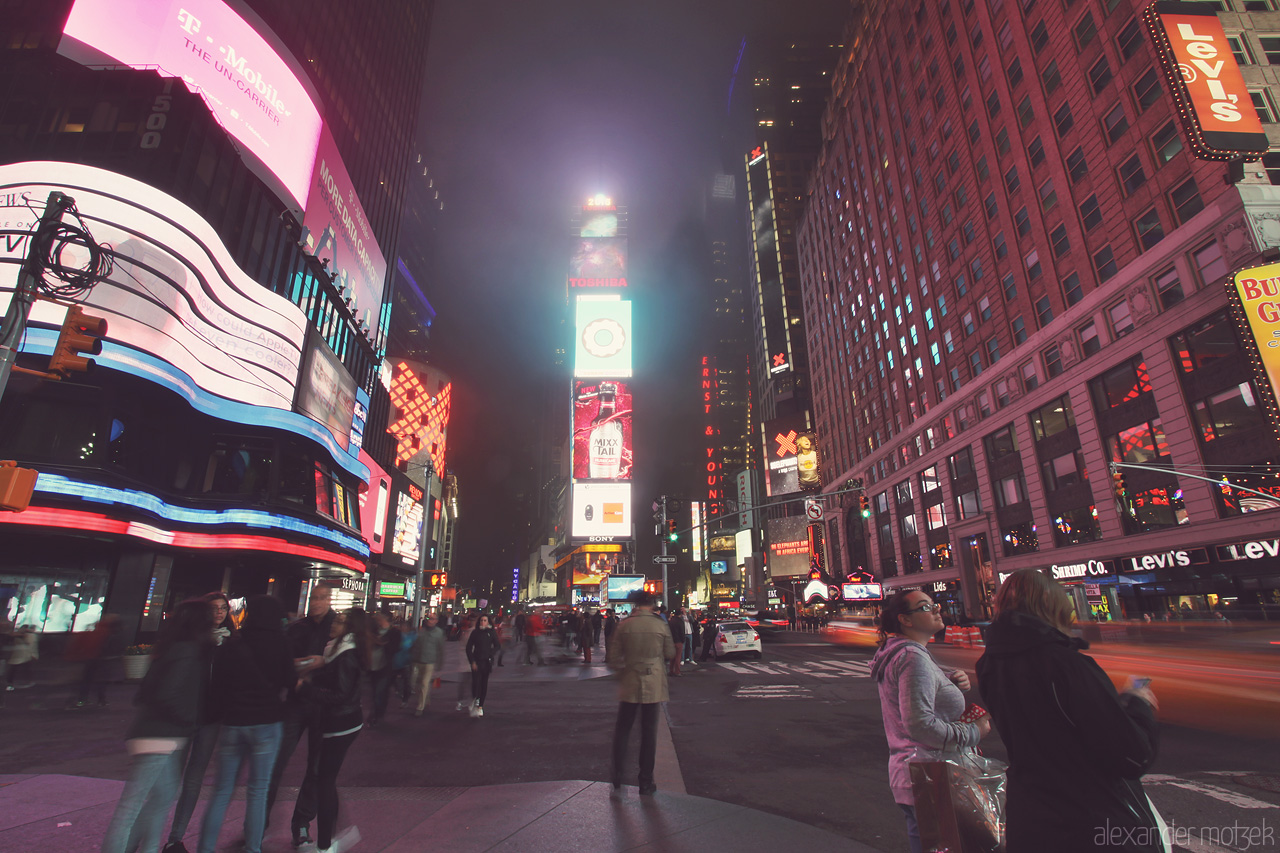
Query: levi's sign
1124 550 1191 572
1144 3 1268 160
1218 538 1280 561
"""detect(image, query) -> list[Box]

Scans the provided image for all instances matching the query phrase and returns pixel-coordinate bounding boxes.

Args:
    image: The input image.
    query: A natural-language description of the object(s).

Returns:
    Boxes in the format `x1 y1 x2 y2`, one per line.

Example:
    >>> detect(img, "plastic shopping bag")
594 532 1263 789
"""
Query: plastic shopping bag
908 747 1007 853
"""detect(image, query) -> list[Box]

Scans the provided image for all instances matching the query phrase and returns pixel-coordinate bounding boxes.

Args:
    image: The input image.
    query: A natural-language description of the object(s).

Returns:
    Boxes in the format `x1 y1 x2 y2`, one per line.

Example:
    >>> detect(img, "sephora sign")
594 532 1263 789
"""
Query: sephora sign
59 0 323 210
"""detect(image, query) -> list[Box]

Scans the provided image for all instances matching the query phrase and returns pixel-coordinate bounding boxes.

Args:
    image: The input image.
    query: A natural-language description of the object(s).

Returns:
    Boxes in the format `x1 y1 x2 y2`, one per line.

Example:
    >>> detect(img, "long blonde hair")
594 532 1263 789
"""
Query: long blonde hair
992 569 1075 633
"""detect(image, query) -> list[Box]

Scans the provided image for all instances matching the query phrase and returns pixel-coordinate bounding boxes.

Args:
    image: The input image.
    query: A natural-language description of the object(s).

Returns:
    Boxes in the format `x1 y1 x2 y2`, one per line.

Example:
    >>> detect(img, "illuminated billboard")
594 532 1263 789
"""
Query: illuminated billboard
388 488 424 567
302 125 389 333
571 482 632 540
607 575 645 600
573 381 633 480
763 415 811 497
296 331 358 451
766 515 810 578
59 0 323 210
691 501 704 562
0 162 305 412
387 361 451 480
842 583 884 601
569 237 627 288
574 295 632 378
357 450 391 554
1144 4 1268 160
746 142 793 378
1230 261 1280 433
571 547 623 585
581 213 618 238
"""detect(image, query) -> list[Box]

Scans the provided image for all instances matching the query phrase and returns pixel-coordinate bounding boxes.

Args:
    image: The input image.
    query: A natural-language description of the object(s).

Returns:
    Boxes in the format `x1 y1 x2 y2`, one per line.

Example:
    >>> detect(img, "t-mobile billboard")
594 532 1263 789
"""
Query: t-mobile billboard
573 380 633 480
59 0 323 211
301 125 388 333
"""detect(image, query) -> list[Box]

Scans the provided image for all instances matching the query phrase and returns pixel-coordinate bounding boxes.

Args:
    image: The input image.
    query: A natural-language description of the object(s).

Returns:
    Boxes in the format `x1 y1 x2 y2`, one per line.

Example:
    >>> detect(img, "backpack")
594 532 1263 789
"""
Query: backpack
393 630 416 670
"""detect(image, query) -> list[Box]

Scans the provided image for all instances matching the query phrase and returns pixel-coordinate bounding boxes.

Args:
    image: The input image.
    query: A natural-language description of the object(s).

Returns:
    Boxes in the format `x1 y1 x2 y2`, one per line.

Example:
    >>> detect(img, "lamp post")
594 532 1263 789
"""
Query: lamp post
410 457 436 627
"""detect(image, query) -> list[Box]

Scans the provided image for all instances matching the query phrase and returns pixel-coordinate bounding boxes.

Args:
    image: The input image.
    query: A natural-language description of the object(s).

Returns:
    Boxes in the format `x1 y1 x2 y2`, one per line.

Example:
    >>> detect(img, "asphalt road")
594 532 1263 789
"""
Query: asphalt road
3 634 1277 853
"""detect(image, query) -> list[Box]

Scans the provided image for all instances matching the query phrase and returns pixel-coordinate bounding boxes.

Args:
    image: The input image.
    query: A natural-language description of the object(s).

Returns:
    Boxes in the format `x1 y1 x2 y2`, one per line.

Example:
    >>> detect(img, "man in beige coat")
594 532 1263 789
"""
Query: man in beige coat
606 590 676 795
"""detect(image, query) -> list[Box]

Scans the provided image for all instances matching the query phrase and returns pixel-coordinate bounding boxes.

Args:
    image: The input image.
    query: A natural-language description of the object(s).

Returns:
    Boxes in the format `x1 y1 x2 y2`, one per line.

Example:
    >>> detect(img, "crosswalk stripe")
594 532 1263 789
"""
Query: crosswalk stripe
1144 776 1277 810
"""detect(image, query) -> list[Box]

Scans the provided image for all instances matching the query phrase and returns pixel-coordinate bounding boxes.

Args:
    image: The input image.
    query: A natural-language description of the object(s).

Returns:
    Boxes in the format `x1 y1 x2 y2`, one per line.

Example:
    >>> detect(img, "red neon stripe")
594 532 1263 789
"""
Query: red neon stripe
0 507 366 573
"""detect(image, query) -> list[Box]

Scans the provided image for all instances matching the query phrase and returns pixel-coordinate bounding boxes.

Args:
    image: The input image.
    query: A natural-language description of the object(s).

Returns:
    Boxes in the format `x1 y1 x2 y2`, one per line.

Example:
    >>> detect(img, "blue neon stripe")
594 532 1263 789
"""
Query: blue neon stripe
20 329 368 481
35 473 369 556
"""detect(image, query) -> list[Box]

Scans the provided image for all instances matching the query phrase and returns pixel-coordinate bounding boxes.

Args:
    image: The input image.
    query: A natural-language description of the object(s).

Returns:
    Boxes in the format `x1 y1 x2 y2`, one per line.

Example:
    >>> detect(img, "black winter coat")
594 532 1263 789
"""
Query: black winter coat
210 628 295 726
466 628 500 666
126 640 207 740
976 612 1161 853
300 643 364 735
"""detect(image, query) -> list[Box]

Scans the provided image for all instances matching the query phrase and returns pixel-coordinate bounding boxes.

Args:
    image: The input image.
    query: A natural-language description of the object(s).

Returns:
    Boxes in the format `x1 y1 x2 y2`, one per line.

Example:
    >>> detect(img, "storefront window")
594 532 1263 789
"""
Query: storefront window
1090 357 1153 411
1121 483 1189 534
930 542 954 569
1193 384 1264 443
1030 394 1075 441
1 566 111 633
1052 505 1102 547
1001 521 1039 556
1170 311 1236 374
1107 420 1170 465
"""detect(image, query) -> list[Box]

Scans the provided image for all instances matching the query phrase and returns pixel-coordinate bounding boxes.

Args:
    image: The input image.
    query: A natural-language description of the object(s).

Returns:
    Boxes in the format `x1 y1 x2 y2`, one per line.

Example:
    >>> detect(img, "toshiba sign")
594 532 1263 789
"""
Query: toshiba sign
1144 3 1268 160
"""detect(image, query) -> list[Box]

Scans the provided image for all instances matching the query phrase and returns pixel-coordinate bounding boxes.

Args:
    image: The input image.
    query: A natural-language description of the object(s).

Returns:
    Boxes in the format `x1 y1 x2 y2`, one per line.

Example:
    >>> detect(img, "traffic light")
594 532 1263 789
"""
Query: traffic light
667 518 678 541
49 306 108 377
859 494 871 519
1112 468 1126 496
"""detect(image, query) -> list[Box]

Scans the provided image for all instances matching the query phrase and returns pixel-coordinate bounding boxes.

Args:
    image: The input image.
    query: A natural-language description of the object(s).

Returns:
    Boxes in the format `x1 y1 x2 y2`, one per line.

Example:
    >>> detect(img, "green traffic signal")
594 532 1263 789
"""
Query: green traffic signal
861 508 871 519
668 532 678 541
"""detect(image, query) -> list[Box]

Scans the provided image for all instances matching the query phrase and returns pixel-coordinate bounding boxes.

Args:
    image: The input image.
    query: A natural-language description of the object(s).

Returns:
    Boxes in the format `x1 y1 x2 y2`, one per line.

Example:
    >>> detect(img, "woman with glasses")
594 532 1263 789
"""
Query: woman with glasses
871 589 990 853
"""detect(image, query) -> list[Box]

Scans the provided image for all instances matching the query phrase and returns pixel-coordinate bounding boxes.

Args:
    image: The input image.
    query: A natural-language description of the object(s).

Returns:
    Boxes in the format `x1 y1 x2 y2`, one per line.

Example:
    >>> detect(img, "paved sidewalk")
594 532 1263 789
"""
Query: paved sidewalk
0 773 883 852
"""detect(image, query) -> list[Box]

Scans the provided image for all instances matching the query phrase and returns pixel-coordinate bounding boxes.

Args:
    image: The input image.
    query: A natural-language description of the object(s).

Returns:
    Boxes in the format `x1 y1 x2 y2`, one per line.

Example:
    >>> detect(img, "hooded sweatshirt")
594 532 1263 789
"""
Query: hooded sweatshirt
871 635 981 804
976 611 1160 852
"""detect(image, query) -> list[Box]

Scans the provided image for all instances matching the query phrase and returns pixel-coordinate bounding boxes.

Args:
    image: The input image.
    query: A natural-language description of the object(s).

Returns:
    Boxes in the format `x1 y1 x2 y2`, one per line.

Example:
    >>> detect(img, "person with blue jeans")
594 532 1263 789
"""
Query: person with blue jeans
102 600 213 853
197 595 296 853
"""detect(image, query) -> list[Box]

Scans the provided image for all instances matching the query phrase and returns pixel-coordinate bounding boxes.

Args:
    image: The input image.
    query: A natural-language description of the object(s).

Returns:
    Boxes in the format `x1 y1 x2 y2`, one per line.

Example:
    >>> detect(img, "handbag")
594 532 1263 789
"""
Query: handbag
909 747 1007 853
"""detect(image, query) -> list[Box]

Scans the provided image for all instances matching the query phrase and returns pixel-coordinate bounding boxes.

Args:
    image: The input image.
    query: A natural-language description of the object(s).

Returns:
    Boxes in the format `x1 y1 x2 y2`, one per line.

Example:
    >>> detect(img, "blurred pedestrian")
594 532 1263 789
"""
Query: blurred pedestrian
367 612 400 726
392 616 415 706
523 610 545 666
592 607 604 647
871 589 989 853
699 611 717 662
292 607 370 853
667 609 685 677
977 569 1161 853
196 595 294 853
465 614 500 717
578 610 594 664
408 613 445 716
607 590 676 795
5 625 37 689
164 592 235 853
67 614 123 709
101 600 213 853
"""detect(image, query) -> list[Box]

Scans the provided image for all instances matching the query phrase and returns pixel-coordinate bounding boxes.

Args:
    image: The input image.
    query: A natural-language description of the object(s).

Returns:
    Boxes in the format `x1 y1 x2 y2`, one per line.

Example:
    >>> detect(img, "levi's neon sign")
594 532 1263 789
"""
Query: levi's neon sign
60 0 323 209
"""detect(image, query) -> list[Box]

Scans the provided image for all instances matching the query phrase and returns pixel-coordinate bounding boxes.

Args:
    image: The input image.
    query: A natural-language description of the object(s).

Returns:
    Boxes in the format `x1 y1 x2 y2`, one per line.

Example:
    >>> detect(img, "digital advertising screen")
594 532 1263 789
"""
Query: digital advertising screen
569 237 627 288
357 449 391 554
388 490 424 567
0 162 305 413
574 295 632 378
711 560 728 575
387 360 451 477
842 583 884 601
571 548 623 586
295 331 358 451
570 482 632 540
766 514 810 578
59 0 323 210
302 125 389 333
763 415 811 497
580 213 618 238
573 381 633 480
607 575 645 600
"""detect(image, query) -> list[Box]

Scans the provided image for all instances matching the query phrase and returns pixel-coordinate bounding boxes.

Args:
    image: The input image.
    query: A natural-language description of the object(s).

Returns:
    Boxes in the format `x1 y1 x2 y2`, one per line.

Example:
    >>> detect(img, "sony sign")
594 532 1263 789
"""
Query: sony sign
1049 560 1110 581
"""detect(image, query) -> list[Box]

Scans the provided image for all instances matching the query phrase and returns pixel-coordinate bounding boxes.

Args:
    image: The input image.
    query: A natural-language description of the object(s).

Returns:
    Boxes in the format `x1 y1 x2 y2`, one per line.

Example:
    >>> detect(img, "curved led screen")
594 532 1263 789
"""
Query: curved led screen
59 0 323 210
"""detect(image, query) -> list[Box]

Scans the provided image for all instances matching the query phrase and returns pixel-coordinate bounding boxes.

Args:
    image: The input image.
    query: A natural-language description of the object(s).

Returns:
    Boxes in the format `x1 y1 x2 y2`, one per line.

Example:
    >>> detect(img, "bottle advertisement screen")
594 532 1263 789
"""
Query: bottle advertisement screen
573 381 632 480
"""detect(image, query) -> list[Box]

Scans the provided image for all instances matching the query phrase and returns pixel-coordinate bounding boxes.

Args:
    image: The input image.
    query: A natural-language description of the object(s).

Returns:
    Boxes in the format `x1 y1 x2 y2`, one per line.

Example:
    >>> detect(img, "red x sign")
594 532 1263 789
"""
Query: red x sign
774 430 798 457
772 352 787 367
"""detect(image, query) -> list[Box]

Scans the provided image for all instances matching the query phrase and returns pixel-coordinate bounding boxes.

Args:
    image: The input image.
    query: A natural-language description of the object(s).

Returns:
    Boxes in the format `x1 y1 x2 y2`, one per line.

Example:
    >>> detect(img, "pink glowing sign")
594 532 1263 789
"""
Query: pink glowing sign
60 0 323 210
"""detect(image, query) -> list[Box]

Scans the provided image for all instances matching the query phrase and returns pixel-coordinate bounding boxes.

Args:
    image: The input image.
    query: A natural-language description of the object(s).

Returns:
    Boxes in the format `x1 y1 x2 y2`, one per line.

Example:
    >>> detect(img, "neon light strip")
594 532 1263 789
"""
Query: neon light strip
0 507 367 573
20 329 367 480
35 474 368 556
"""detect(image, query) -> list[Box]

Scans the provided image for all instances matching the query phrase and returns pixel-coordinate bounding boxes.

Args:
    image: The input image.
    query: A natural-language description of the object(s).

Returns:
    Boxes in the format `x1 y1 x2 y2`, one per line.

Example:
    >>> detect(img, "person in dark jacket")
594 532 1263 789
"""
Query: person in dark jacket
292 606 370 853
667 609 686 676
101 600 213 853
196 595 295 853
976 569 1162 853
368 611 401 725
465 614 500 717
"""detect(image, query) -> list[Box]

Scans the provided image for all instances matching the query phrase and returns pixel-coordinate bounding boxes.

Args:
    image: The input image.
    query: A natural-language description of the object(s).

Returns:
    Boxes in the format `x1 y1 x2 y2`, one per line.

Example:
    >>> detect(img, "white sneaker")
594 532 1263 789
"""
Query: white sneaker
456 700 467 711
319 825 361 853
468 700 479 718
476 705 484 717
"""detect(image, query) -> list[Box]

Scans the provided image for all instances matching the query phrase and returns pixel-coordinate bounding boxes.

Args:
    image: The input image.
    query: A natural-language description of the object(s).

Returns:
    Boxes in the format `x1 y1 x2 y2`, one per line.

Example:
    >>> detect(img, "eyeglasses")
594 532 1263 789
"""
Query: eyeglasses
909 603 941 614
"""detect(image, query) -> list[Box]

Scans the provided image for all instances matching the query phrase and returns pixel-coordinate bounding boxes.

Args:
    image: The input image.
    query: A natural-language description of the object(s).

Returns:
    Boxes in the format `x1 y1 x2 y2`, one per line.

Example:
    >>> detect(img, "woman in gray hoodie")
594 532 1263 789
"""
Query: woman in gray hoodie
871 589 990 853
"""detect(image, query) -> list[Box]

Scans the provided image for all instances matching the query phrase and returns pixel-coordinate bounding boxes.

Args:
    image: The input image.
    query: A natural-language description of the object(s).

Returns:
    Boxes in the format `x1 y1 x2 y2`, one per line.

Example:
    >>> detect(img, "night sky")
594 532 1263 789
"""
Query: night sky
416 1 848 586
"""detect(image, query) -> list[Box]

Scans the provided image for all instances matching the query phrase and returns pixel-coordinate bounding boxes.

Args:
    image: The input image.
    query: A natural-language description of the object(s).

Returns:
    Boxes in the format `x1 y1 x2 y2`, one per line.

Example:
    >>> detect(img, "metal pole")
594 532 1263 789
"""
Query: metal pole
0 192 75 403
411 460 435 627
660 495 669 610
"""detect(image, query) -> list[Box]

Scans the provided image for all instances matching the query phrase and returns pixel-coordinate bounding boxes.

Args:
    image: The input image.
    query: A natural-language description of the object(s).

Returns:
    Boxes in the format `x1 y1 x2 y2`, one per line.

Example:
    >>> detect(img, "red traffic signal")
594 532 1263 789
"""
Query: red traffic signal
49 306 108 377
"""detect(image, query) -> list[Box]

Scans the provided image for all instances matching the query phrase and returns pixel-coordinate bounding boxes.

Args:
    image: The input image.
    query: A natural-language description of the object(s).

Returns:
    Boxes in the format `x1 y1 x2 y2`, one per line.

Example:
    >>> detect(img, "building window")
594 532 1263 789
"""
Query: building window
1025 248 1043 280
1015 206 1031 237
1050 224 1071 257
1038 178 1058 211
1117 17 1144 58
1228 35 1255 66
1154 267 1184 309
1075 12 1098 48
1031 21 1050 53
1079 320 1101 357
996 127 1011 155
1170 178 1204 224
1089 57 1114 95
1042 447 1086 488
1041 59 1062 93
986 423 1019 460
1135 207 1165 251
956 489 982 520
1093 245 1118 282
895 479 914 504
1193 384 1265 442
1007 57 1024 88
1062 272 1084 306
949 446 975 479
987 336 1001 363
1002 273 1018 302
1107 418 1169 465
987 89 1002 117
994 473 1028 508
1171 311 1236 374
1079 194 1103 230
901 513 919 538
1092 358 1154 410
1035 296 1054 328
1103 103 1129 143
1053 505 1102 547
1151 120 1183 164
1001 520 1039 556
1066 146 1088 183
979 295 992 321
1193 240 1227 285
1021 360 1039 390
970 351 985 376
921 465 942 493
1031 394 1075 441
994 231 1009 259
1261 35 1280 64
1109 300 1134 337
1054 102 1075 136
1018 94 1036 128
1133 68 1163 112
1028 136 1046 167
984 190 998 218
1044 344 1064 377
963 309 976 333
1250 91 1278 123
1012 315 1027 344
1118 154 1146 195
1123 483 1190 534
